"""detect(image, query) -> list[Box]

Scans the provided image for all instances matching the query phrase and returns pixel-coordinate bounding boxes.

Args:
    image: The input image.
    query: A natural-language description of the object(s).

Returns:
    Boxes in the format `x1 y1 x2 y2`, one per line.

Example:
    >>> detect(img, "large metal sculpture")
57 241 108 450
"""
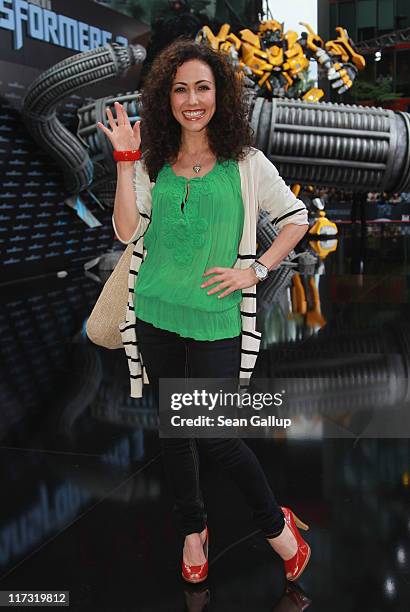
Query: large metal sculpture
22 42 146 195
22 60 410 200
249 94 410 194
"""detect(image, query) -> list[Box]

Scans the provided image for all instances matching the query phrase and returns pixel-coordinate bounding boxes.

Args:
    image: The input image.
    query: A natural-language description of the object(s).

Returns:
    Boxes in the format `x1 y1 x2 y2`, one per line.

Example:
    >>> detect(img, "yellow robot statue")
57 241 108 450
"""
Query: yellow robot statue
196 19 365 100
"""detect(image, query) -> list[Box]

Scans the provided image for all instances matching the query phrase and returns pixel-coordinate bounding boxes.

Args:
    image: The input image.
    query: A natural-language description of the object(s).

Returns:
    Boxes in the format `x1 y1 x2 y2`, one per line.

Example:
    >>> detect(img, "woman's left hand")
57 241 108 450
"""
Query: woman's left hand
200 266 259 299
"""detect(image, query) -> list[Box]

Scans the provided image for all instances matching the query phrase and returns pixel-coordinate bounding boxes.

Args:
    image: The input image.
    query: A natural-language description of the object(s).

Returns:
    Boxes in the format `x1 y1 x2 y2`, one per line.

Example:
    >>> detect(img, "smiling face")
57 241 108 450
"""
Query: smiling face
170 59 216 134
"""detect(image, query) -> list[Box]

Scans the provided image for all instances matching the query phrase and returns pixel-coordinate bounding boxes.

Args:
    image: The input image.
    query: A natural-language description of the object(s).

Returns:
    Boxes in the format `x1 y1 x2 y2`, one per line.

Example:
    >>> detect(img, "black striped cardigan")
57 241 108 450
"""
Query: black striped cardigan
112 147 308 398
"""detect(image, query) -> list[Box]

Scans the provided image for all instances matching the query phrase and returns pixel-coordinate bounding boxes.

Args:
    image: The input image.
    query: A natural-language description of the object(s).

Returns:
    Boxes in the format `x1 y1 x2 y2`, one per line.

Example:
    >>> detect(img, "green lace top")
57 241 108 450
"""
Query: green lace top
133 158 244 340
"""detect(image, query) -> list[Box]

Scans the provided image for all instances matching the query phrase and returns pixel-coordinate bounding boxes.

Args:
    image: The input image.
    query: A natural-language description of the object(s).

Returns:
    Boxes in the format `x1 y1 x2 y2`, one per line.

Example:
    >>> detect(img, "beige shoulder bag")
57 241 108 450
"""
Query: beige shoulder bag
86 243 133 349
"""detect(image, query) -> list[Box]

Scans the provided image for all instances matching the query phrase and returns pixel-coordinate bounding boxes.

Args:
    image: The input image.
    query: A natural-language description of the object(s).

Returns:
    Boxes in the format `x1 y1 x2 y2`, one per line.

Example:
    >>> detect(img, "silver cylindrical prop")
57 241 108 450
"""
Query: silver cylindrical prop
250 96 410 193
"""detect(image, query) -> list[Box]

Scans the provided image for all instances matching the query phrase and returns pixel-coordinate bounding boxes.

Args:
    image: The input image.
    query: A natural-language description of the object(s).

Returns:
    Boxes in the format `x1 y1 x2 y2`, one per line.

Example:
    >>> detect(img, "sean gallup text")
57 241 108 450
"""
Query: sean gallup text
170 415 292 429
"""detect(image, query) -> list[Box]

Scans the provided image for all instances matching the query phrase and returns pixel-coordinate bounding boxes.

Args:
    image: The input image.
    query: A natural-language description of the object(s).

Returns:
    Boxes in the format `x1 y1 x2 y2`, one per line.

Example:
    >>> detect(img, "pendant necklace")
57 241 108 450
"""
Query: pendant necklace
181 155 202 213
180 152 211 212
187 152 204 174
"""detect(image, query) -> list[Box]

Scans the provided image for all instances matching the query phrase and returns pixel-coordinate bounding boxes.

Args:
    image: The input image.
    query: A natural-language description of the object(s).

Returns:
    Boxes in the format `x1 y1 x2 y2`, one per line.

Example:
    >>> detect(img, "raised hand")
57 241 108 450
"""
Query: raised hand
97 101 141 152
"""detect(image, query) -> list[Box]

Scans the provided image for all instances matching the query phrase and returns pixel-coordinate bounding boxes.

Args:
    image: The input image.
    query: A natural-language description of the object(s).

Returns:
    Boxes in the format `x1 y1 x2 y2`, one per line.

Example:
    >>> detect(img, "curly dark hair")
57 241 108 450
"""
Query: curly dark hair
140 38 253 181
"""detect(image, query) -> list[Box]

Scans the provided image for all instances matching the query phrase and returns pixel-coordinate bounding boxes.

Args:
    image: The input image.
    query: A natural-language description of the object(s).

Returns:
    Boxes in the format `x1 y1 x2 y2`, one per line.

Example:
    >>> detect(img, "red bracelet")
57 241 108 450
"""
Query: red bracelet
113 149 142 162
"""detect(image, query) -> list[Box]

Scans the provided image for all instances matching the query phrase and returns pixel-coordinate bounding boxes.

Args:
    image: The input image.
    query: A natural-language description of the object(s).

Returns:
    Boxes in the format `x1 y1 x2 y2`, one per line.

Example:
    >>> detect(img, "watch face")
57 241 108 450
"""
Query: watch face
253 262 267 279
259 267 268 279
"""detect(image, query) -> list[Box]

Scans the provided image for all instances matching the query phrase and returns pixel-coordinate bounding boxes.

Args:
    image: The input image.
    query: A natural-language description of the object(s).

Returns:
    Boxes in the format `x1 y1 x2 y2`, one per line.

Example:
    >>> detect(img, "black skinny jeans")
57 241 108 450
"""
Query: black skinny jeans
135 315 285 539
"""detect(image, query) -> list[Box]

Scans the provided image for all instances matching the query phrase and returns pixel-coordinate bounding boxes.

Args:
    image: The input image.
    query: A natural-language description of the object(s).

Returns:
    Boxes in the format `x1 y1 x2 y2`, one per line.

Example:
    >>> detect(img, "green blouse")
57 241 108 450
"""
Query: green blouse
134 158 244 340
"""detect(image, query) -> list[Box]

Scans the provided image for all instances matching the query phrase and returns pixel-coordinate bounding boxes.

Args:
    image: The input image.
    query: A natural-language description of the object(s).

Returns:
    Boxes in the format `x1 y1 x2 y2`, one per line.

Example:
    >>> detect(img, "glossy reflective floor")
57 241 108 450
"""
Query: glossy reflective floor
1 223 410 611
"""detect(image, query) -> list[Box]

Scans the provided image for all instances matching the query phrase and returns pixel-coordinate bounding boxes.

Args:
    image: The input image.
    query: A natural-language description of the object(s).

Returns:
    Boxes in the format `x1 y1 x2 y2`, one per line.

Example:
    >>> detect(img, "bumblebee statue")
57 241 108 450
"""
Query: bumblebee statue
196 19 365 101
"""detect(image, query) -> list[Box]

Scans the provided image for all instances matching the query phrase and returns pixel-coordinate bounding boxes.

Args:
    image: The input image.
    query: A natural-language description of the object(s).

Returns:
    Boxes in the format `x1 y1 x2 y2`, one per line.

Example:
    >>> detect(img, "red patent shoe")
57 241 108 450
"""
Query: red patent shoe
281 507 311 582
181 526 209 584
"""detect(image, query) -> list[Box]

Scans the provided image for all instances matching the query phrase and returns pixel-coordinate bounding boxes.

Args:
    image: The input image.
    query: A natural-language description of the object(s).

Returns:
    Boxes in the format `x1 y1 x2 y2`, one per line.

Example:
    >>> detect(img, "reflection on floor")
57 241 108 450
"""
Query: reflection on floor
1 224 410 611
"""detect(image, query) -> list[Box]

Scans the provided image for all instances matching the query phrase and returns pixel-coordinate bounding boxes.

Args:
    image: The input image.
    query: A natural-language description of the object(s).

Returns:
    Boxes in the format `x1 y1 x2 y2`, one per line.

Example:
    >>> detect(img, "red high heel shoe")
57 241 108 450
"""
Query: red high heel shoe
281 507 311 582
181 526 209 584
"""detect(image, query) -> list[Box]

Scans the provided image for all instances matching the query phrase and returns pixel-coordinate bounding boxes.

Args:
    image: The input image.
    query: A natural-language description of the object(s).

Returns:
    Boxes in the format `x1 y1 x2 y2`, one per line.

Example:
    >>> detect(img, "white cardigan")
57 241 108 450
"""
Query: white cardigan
112 147 308 399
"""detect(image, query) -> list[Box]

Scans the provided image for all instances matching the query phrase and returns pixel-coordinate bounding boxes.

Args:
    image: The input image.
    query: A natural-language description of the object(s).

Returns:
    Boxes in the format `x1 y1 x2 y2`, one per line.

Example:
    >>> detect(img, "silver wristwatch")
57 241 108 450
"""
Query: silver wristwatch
250 260 269 282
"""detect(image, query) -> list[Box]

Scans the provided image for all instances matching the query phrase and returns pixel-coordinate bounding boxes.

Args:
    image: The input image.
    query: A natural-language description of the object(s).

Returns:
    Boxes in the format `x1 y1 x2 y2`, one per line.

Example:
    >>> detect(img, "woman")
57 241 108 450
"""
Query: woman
98 39 311 584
